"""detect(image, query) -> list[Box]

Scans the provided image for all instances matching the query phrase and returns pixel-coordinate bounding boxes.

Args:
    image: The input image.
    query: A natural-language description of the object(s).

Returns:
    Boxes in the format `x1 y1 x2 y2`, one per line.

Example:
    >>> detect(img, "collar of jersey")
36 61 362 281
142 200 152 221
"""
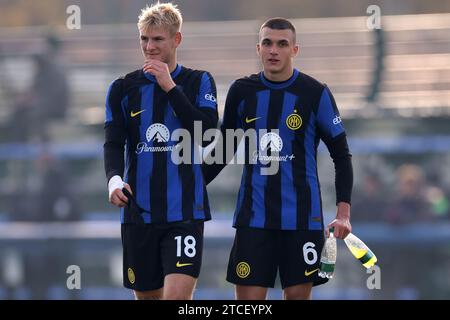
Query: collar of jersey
143 63 182 82
260 68 299 89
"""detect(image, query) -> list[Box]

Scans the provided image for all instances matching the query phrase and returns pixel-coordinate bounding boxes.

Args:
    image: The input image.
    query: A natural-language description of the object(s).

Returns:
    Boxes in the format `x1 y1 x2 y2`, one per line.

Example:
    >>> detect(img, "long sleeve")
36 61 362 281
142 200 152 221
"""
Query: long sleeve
316 86 353 204
203 81 242 185
167 71 218 138
103 79 127 182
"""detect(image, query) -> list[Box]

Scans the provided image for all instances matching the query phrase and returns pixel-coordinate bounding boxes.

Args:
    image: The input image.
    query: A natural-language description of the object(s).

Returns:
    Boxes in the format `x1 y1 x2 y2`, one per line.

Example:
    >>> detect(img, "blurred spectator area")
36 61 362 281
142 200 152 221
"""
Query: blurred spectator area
0 13 450 300
0 13 449 127
0 13 450 221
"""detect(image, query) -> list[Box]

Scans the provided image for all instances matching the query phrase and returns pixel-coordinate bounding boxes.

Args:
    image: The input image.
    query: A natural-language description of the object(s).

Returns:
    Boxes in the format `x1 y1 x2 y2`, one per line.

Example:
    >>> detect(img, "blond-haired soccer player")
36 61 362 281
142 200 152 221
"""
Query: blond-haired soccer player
104 2 218 299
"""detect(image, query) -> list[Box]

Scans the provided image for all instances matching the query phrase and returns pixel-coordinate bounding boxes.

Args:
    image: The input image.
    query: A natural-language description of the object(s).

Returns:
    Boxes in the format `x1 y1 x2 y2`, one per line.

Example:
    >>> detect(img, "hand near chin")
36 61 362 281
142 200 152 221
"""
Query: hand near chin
143 59 176 92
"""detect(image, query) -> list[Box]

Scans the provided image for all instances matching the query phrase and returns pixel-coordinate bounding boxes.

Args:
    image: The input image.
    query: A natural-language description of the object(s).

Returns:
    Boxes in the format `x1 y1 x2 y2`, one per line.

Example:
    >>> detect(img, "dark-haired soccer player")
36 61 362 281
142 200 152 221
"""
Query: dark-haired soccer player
104 2 218 300
204 18 353 300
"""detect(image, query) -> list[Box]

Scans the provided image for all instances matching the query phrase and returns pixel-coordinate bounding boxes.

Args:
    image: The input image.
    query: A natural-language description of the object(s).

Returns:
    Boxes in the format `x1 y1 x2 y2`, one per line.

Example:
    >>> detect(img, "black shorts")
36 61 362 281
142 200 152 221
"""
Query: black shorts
121 220 204 291
226 227 328 289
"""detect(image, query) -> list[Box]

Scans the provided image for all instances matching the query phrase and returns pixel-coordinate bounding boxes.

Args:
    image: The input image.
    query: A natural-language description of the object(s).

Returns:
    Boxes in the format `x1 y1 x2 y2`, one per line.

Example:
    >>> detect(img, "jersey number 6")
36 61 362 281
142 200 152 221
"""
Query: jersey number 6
302 242 318 265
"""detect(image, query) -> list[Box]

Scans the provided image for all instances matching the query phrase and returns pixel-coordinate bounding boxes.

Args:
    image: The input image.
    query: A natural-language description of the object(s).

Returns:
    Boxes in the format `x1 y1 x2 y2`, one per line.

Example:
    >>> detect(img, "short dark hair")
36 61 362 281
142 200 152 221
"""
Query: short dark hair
260 17 296 42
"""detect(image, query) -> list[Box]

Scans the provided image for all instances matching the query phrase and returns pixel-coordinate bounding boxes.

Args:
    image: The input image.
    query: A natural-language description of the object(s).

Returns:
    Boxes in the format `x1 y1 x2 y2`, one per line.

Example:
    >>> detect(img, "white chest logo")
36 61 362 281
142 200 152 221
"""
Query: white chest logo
260 132 283 152
146 123 170 143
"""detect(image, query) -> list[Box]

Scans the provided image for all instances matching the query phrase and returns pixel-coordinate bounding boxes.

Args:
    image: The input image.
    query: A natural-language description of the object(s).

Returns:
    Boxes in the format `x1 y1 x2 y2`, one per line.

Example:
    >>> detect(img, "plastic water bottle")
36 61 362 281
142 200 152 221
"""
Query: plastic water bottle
343 233 377 268
319 227 337 279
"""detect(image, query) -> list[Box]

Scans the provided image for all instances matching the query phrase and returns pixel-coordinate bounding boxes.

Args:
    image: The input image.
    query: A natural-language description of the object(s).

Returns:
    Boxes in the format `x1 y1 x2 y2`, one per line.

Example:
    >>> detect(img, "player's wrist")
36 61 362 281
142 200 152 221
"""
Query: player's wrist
108 175 124 198
336 202 351 220
162 80 176 93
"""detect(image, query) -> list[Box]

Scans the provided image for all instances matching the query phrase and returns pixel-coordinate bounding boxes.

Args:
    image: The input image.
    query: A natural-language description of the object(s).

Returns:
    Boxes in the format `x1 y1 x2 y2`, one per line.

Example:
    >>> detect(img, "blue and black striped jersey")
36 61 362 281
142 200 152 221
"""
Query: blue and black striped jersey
204 69 353 231
104 64 218 224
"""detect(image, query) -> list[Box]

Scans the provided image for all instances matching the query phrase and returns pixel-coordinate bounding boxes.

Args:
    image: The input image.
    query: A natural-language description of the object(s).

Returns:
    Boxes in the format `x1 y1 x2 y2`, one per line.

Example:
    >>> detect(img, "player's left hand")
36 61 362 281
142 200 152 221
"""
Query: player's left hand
143 59 176 92
326 217 351 239
326 202 352 239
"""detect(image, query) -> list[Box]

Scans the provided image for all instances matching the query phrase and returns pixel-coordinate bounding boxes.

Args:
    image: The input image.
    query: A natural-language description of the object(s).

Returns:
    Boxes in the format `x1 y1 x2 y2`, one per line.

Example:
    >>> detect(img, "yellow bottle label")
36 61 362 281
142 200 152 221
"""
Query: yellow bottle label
362 256 377 268
348 246 366 259
348 246 377 268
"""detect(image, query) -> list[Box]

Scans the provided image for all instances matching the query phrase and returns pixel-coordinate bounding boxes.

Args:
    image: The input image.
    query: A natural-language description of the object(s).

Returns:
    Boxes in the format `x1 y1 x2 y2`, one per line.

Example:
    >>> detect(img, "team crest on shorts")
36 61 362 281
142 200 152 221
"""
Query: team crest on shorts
236 262 251 278
128 267 136 284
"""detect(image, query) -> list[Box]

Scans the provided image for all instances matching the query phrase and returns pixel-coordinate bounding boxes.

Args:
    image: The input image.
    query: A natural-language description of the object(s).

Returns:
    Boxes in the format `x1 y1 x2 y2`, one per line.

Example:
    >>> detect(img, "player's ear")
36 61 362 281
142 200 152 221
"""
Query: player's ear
256 43 261 56
174 31 182 47
292 44 299 58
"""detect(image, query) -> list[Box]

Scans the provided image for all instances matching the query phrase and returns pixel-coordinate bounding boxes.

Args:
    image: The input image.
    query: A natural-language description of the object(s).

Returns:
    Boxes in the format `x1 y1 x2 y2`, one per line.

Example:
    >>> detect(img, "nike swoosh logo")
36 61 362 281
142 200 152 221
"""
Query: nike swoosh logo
304 268 319 276
245 116 261 123
131 109 146 117
176 261 193 268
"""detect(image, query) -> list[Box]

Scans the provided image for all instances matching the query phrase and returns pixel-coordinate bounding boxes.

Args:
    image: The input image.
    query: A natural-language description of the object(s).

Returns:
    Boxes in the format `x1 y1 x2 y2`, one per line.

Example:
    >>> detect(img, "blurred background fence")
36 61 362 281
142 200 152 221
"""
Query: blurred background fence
0 0 450 299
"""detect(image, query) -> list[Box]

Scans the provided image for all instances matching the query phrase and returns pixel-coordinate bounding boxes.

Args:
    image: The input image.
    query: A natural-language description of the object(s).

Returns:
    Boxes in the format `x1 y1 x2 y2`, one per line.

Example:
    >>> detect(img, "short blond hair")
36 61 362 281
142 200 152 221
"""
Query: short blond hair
138 2 182 35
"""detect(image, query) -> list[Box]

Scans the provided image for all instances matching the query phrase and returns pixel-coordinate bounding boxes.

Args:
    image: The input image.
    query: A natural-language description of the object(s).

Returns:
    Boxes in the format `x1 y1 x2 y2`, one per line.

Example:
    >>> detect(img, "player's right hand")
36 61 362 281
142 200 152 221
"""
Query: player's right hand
109 183 132 208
